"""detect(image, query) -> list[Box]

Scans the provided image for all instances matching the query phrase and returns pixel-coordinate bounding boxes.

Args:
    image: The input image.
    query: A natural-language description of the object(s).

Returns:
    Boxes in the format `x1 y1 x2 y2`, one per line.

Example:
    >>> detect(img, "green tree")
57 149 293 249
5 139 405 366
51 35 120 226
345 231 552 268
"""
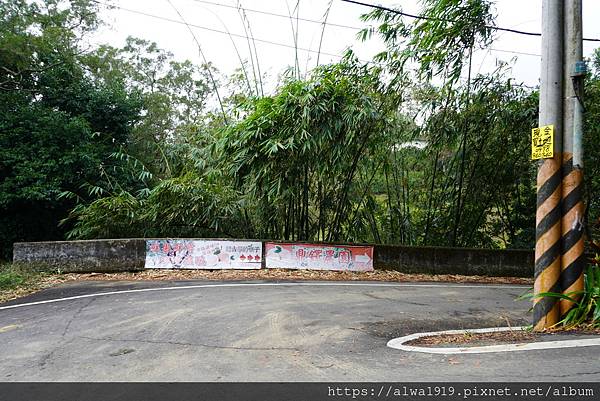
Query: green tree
82 37 220 179
62 40 237 240
216 56 410 242
358 0 541 249
360 0 494 88
64 57 413 243
413 76 538 248
0 0 141 258
584 49 600 249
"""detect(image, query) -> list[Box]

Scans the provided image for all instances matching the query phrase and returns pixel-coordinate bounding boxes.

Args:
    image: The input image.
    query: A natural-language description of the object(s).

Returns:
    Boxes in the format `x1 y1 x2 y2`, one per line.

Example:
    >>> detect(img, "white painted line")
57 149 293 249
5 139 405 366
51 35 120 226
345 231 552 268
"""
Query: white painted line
0 282 527 311
387 326 600 354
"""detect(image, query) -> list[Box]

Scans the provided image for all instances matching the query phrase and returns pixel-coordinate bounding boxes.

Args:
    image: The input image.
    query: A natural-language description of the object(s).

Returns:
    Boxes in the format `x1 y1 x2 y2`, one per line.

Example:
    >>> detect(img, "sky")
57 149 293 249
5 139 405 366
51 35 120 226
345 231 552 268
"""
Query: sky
90 0 600 91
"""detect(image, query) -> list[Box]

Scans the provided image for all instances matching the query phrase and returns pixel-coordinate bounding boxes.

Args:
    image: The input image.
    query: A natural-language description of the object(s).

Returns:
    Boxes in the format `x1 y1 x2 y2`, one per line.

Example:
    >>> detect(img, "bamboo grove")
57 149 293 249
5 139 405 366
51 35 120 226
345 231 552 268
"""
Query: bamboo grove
2 0 600 260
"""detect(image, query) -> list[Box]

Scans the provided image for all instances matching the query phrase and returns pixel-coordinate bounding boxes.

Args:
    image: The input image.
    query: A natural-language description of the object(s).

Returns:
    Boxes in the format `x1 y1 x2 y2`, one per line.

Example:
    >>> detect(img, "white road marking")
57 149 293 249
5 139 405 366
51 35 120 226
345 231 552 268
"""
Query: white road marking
0 324 21 333
0 281 527 311
387 326 600 354
4 282 596 353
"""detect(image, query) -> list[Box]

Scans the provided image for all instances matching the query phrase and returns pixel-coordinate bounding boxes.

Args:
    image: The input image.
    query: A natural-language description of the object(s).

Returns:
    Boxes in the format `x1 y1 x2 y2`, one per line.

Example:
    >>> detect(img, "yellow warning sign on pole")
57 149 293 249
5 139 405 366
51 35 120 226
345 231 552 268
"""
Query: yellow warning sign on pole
531 125 554 160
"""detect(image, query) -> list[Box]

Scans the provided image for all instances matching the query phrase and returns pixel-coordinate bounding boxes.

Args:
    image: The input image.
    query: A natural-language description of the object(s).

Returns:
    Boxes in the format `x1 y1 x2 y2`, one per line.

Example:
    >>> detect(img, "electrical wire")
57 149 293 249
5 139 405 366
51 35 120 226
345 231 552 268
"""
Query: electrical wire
489 48 540 57
90 0 346 59
188 0 361 30
340 0 600 42
93 1 545 60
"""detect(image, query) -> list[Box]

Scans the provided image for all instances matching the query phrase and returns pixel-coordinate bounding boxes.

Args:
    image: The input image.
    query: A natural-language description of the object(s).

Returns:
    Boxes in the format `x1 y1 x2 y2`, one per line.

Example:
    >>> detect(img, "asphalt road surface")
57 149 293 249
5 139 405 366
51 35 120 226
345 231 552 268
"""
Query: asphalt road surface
1 280 599 381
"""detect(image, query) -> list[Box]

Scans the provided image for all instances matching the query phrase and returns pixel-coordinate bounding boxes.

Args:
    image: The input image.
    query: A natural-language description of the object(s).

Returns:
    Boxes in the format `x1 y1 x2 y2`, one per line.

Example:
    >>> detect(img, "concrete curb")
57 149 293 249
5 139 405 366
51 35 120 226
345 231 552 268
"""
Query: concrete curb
387 326 600 354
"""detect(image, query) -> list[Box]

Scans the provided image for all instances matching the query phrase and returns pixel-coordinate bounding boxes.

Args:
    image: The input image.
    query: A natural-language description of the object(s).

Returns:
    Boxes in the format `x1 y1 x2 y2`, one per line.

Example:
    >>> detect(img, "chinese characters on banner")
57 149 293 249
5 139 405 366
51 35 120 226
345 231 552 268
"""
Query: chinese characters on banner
265 242 374 272
531 125 554 160
145 240 262 269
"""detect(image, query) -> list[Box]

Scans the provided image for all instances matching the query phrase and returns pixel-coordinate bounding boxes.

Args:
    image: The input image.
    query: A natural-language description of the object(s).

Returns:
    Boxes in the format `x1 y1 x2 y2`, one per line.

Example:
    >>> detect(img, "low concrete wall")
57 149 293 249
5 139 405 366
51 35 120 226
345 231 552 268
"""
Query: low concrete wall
13 238 537 277
376 245 534 277
13 239 146 273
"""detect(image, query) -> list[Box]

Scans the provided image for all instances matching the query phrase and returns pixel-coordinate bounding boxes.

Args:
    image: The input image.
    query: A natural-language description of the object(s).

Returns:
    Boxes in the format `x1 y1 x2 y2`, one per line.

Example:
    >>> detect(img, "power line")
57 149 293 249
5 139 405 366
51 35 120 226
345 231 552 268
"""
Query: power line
340 0 600 42
92 1 544 65
188 0 361 31
91 0 346 59
93 1 541 90
489 48 540 57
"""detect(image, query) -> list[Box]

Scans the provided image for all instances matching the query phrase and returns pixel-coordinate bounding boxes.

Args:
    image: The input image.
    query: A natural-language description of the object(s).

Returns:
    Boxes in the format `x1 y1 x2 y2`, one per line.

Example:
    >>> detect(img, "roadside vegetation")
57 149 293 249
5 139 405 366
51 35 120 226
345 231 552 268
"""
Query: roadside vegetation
0 0 555 254
561 259 600 328
529 255 600 330
514 254 600 330
0 264 26 290
1 0 599 327
0 263 53 303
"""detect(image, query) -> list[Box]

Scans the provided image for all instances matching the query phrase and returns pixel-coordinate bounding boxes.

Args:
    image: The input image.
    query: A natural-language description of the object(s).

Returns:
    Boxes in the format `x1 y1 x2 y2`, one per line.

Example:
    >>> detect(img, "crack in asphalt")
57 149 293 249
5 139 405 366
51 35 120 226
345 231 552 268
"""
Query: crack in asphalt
38 337 75 369
3 282 592 380
77 335 300 352
61 298 95 338
362 292 429 306
39 298 95 369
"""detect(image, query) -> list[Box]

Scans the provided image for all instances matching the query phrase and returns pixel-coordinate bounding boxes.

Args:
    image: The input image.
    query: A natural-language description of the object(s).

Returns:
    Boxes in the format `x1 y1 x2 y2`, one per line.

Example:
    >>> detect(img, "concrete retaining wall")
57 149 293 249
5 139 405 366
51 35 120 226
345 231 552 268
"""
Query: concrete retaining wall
375 245 533 277
13 238 536 277
13 239 146 273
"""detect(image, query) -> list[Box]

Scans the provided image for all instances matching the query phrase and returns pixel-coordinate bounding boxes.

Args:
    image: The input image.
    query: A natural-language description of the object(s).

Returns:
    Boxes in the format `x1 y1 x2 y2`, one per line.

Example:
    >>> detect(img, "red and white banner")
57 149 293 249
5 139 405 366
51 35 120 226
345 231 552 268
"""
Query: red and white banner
265 242 374 272
145 240 262 269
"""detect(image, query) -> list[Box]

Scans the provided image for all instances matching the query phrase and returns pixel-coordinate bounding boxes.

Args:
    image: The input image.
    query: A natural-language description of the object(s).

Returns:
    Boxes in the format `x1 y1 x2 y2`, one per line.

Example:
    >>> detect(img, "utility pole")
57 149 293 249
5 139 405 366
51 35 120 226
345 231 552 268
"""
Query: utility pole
535 0 586 330
561 0 585 317
534 0 563 331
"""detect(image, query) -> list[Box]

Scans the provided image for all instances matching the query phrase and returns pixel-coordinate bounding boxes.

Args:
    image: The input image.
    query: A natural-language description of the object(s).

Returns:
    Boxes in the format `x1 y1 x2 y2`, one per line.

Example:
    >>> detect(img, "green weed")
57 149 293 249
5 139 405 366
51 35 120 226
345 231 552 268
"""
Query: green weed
525 255 600 329
0 269 26 290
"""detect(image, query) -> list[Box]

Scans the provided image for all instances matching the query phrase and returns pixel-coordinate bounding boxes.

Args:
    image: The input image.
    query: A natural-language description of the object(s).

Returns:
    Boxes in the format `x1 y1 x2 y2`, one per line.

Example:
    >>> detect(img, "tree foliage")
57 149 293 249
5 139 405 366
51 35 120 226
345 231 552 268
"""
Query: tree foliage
0 0 142 258
2 0 600 260
584 49 600 250
216 57 410 242
414 76 538 248
360 0 495 88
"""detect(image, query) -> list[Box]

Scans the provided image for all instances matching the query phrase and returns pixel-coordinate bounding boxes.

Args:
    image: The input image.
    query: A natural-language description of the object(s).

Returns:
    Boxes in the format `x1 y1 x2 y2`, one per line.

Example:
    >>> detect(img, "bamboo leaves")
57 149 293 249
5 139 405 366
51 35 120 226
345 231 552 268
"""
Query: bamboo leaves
216 57 404 241
360 0 494 88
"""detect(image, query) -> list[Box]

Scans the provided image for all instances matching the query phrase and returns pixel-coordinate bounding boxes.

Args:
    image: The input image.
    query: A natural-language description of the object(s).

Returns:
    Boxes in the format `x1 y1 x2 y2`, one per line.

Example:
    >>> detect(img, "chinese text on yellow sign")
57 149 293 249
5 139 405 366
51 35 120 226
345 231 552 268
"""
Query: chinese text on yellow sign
531 125 554 160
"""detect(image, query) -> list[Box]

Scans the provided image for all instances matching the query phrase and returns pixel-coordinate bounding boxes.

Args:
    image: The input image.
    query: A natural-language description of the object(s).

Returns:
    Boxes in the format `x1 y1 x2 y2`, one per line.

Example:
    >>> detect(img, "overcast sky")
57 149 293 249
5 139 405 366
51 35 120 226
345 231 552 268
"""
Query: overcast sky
91 0 600 90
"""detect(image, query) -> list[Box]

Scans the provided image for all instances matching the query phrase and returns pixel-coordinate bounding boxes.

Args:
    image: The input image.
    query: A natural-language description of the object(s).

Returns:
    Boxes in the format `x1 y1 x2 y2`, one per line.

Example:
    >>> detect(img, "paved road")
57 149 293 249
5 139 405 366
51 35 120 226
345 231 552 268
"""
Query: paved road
0 280 598 381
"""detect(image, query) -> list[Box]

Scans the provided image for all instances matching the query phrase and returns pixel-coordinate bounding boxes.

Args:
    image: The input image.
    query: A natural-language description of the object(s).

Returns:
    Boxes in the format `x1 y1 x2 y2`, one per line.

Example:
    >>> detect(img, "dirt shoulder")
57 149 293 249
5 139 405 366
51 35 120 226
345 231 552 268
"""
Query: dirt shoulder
0 268 532 304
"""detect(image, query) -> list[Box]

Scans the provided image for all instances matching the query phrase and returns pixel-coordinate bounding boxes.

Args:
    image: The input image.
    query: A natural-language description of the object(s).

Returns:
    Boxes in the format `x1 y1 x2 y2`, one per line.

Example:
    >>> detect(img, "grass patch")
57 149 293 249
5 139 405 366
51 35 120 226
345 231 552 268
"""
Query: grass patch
0 269 26 290
0 263 29 290
0 262 59 303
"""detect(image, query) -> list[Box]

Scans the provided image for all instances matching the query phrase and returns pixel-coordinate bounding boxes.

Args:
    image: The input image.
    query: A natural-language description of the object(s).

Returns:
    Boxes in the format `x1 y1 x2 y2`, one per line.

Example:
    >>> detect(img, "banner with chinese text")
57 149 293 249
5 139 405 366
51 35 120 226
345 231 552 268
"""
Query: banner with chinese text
265 242 374 272
145 240 262 269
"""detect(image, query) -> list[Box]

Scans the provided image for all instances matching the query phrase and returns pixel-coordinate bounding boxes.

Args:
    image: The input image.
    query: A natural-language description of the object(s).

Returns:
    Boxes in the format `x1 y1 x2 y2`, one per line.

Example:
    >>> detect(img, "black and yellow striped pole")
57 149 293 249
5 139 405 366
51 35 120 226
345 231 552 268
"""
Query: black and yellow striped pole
533 0 563 331
534 150 562 330
560 155 585 316
560 0 585 317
